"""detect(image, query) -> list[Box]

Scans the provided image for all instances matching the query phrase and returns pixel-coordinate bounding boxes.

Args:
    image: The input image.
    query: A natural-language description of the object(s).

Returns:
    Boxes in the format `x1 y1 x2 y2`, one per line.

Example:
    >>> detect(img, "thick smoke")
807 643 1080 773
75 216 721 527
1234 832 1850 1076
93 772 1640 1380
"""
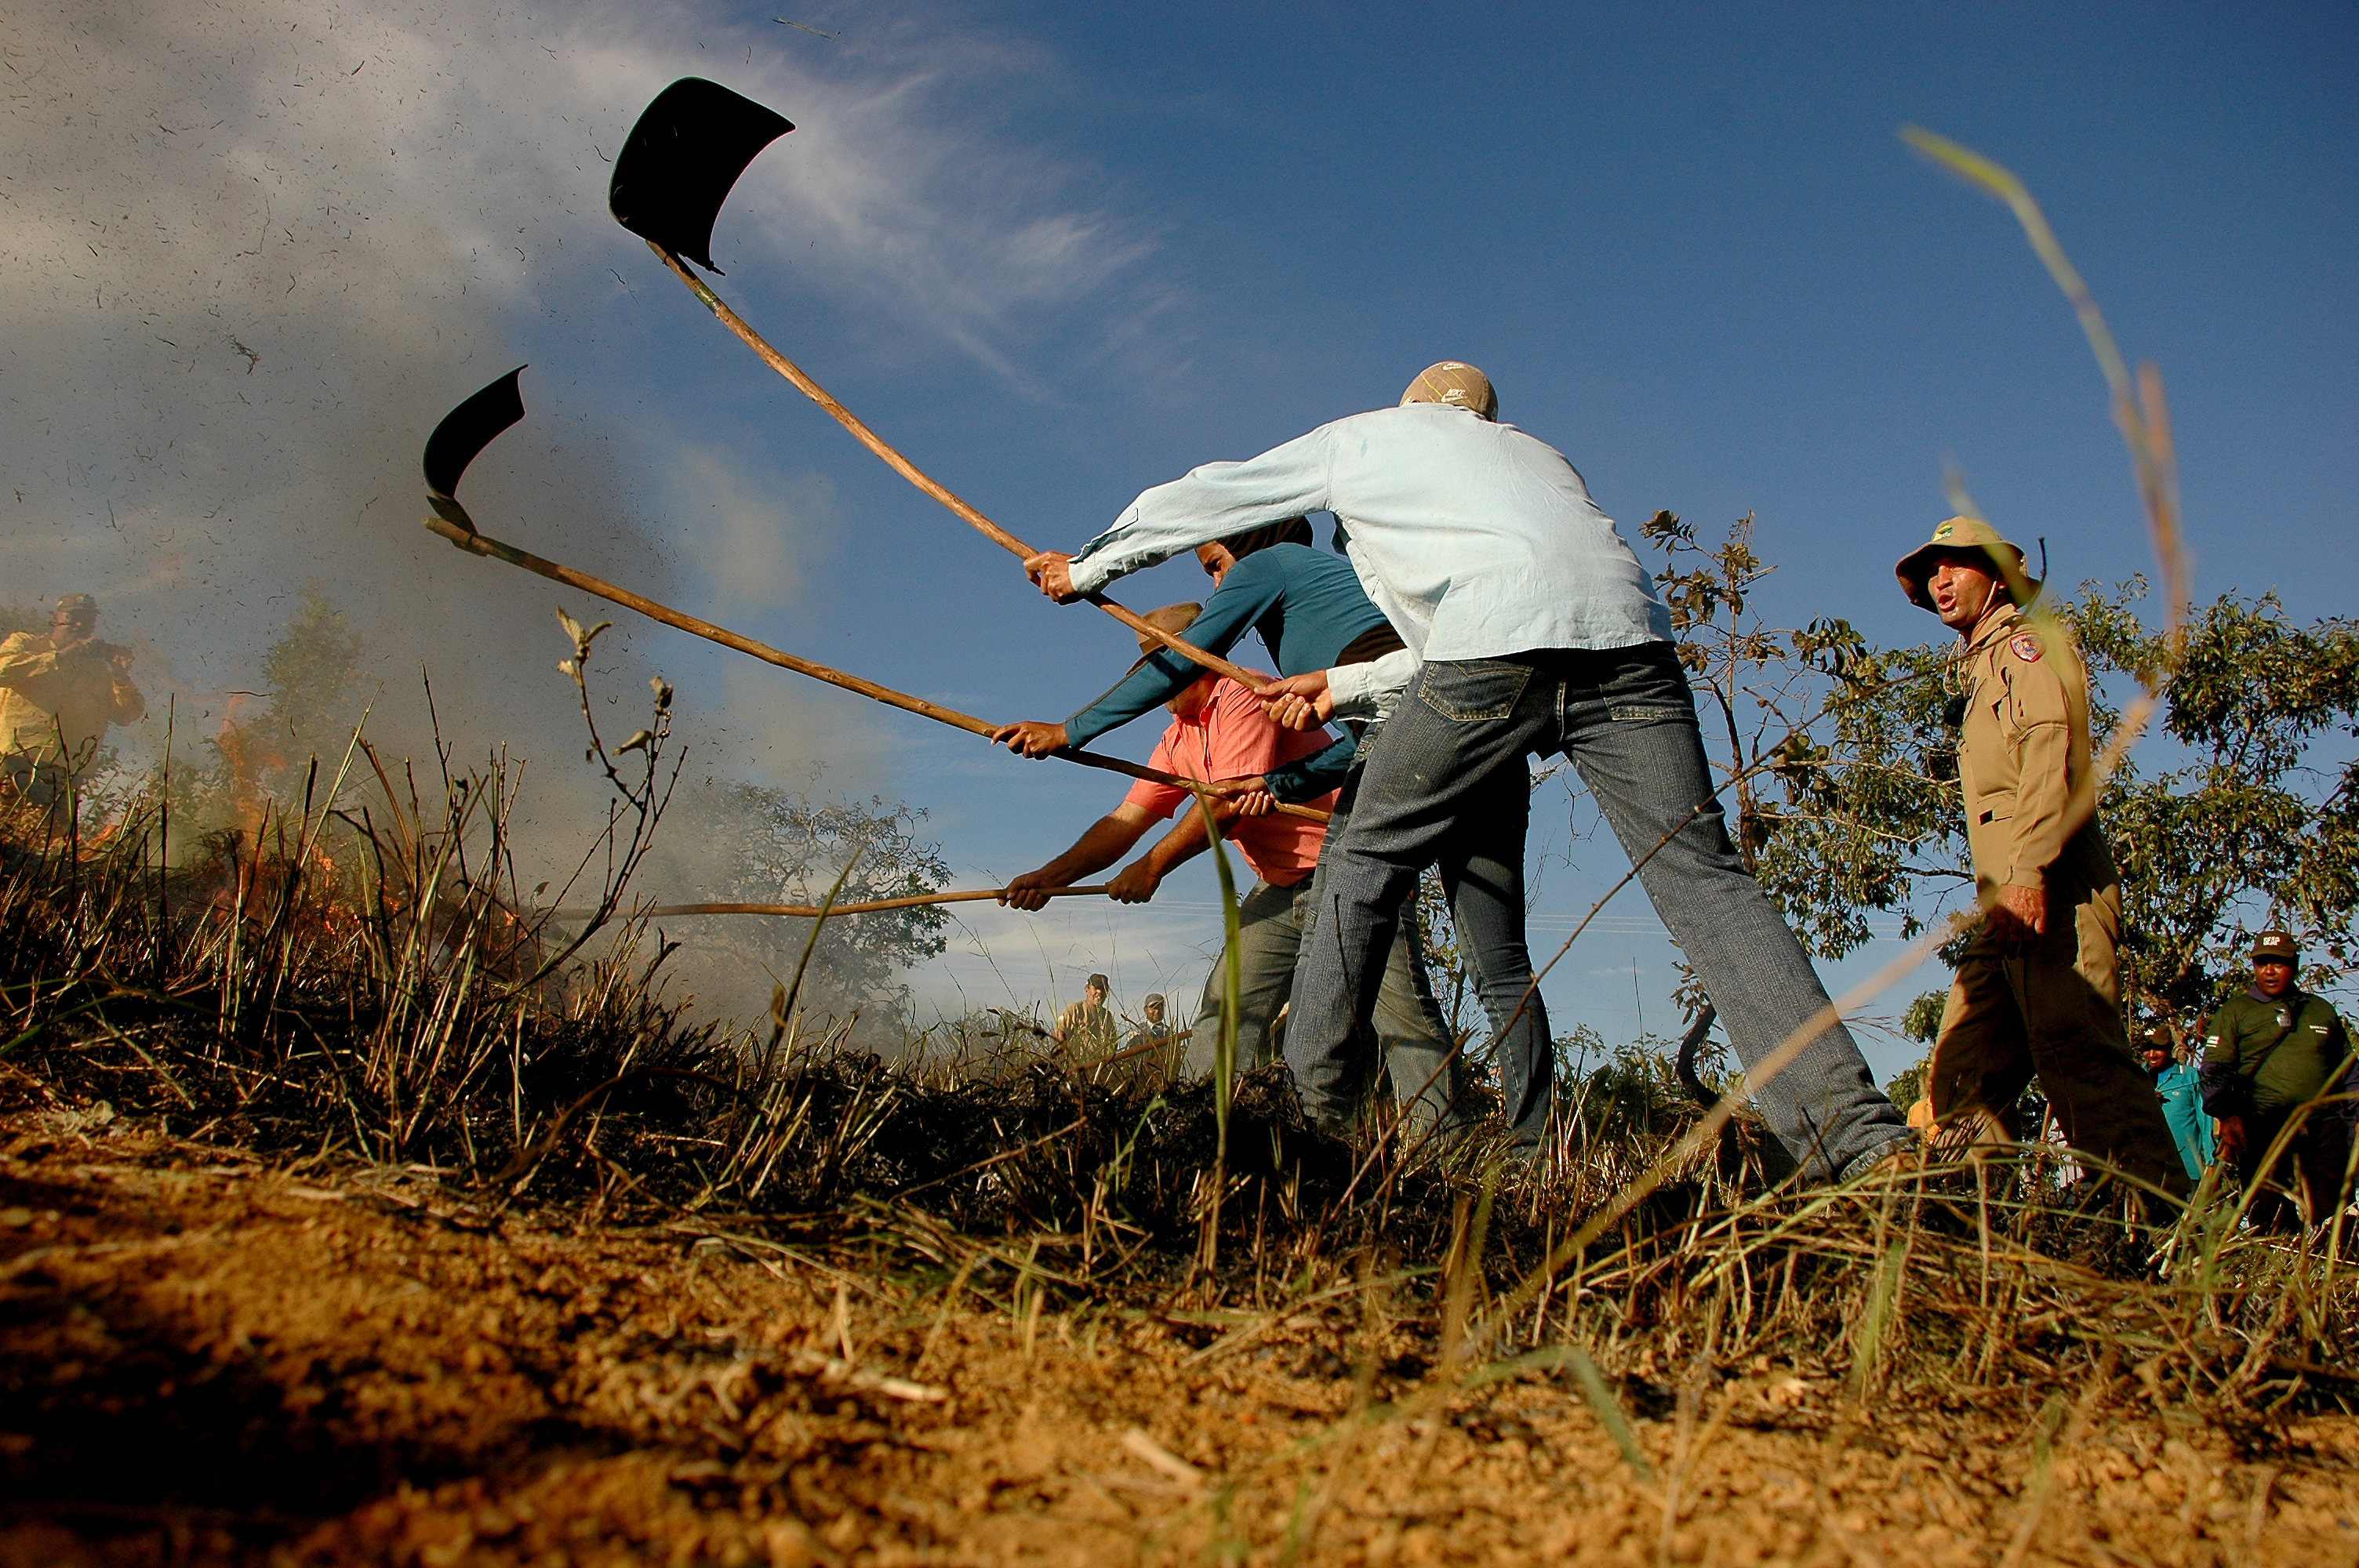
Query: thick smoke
2 1 1169 1026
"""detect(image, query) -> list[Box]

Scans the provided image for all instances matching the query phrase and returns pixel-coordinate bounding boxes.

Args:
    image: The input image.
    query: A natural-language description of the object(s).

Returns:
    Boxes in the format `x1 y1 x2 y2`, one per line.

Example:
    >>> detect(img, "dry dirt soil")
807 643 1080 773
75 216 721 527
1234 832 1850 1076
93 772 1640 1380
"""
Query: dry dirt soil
2 1109 2354 1567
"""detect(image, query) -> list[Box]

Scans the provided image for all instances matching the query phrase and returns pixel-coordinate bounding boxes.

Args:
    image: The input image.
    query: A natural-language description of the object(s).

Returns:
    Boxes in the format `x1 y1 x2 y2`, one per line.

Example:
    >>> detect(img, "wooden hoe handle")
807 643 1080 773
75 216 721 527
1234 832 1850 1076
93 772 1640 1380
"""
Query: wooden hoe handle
423 516 1328 825
648 243 1266 688
550 884 1111 921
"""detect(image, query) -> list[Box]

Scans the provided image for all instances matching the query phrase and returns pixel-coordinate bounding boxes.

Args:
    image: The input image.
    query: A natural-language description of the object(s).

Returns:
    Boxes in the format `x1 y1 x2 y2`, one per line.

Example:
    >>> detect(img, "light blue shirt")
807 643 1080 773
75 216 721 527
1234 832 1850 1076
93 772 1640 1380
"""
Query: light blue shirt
1068 403 1673 666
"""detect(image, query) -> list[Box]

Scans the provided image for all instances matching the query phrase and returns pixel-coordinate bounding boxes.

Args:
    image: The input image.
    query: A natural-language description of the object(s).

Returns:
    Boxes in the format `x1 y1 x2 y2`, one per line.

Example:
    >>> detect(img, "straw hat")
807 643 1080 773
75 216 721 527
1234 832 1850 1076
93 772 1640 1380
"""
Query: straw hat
1127 603 1203 673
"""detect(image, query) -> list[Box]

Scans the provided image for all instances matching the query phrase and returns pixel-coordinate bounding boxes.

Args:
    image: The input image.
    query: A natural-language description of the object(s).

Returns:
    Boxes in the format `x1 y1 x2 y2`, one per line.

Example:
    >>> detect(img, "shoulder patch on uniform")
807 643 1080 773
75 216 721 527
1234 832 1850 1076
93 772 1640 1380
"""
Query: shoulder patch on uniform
2008 632 2044 663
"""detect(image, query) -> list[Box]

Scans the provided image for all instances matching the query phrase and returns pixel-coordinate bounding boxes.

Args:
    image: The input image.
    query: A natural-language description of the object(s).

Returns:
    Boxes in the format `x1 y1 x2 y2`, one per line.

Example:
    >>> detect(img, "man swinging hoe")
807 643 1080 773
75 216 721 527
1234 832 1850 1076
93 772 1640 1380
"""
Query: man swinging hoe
1021 363 1911 1176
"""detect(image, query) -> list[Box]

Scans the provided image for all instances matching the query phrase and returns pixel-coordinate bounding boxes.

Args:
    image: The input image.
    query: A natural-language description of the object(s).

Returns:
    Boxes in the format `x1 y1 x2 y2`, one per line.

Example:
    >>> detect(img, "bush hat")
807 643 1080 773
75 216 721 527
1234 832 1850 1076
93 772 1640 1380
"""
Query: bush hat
53 593 97 619
2251 930 2299 964
1895 517 2039 612
1399 361 1496 421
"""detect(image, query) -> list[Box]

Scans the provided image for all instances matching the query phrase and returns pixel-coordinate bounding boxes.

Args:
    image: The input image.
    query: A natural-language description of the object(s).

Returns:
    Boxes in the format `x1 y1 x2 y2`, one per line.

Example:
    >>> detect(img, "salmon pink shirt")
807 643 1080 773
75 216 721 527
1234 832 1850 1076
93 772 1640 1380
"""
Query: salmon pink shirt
1121 677 1340 887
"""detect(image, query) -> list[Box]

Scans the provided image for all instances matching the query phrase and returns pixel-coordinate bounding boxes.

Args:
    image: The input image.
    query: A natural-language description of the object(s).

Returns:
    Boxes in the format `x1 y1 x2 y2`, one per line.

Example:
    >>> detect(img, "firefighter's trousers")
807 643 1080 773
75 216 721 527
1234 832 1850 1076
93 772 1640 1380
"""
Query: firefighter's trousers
1928 875 2187 1197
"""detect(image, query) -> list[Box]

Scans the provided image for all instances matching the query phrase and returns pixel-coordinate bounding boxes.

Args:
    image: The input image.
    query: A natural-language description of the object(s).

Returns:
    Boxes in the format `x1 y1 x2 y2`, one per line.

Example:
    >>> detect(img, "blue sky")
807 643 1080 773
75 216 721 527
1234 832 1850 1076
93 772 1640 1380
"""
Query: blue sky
8 1 2354 1081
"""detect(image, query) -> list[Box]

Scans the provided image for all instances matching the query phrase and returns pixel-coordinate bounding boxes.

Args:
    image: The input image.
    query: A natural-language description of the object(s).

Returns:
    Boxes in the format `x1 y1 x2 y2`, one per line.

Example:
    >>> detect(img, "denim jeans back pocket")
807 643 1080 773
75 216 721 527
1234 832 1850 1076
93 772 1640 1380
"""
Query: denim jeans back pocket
1419 659 1532 723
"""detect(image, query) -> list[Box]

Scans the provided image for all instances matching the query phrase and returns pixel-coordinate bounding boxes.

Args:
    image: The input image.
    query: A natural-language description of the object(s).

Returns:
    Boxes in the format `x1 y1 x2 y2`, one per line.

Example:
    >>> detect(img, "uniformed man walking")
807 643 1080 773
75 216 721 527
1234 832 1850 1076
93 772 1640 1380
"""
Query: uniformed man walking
2199 931 2357 1229
1896 518 2185 1194
0 593 144 811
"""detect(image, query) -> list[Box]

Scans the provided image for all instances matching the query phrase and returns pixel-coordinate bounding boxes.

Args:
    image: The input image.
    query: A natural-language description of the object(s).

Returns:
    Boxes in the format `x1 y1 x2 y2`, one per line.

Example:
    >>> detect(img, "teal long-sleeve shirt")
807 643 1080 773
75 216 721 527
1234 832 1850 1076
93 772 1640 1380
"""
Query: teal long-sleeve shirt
1063 543 1390 802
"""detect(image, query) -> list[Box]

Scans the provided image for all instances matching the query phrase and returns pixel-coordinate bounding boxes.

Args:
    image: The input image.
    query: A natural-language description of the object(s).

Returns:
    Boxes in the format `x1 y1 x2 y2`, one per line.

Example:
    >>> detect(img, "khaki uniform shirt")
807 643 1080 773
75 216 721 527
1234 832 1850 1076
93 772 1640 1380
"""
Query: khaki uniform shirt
0 632 145 767
1053 999 1118 1058
1953 601 2112 897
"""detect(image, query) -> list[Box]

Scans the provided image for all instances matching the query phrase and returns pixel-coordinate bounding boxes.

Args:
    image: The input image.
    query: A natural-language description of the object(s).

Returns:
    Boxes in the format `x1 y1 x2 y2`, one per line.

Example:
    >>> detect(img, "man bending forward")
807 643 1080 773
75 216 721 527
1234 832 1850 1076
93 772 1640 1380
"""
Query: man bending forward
1023 365 1910 1174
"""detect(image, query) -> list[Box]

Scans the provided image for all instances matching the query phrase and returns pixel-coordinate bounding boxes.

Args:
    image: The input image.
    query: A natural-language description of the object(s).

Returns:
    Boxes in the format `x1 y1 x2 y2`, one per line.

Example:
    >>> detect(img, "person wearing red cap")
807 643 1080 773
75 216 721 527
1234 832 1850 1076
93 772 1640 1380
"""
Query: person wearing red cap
1894 517 2185 1196
1052 974 1119 1058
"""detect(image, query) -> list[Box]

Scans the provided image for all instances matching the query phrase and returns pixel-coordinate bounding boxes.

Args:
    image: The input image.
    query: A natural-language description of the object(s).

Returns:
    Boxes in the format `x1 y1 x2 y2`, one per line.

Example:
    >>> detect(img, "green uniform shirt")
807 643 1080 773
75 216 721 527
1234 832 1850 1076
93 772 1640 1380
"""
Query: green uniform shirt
2201 990 2352 1120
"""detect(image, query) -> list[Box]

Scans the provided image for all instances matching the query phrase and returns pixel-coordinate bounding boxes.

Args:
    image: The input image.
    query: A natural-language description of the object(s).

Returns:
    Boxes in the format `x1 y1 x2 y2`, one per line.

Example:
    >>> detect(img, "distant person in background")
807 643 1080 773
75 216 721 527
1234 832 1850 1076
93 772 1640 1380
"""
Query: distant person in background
2201 931 2358 1229
1127 993 1179 1052
2143 1022 2213 1185
1052 973 1119 1058
1121 992 1192 1083
0 593 144 811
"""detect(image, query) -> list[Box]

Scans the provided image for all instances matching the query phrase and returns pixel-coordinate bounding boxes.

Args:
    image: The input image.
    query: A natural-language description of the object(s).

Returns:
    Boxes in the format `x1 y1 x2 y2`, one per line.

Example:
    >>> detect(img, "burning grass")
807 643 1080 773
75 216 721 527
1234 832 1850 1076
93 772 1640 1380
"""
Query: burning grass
3 764 2357 1563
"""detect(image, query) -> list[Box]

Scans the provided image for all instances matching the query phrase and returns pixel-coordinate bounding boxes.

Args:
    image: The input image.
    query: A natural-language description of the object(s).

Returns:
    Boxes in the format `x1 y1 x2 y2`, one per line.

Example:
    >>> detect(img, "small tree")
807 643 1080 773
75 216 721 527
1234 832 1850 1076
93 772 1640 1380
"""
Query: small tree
663 783 952 1027
2070 581 2359 1013
149 586 372 840
257 587 369 750
1643 509 1955 979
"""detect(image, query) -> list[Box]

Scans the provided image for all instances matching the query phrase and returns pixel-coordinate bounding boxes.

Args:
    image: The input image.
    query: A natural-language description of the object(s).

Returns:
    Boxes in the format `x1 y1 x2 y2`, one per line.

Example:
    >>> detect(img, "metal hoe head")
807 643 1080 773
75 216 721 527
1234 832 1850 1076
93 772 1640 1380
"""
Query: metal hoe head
422 366 529 531
609 78 794 272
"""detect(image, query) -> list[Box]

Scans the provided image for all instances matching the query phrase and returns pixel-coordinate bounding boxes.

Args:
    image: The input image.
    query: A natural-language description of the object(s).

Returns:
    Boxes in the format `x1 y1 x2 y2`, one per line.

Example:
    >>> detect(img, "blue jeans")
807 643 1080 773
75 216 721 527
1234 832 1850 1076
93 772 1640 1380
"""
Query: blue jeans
1284 642 1910 1176
1190 874 1469 1133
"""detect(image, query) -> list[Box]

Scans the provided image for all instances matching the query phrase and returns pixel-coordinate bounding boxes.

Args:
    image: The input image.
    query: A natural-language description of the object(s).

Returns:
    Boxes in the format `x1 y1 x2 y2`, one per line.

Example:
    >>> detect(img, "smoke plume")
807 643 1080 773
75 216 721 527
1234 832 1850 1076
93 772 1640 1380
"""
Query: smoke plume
2 1 1169 1024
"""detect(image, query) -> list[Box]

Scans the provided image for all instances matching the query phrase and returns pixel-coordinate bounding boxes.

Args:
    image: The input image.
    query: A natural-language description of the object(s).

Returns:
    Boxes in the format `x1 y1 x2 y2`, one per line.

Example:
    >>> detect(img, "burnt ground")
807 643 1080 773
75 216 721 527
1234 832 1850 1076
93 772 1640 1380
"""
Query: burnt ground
2 1106 2354 1567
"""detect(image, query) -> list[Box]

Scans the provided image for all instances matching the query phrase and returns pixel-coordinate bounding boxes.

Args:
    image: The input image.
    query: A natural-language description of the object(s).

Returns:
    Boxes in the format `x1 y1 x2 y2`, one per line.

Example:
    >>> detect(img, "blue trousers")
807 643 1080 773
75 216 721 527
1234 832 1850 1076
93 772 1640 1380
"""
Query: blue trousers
1284 643 1910 1176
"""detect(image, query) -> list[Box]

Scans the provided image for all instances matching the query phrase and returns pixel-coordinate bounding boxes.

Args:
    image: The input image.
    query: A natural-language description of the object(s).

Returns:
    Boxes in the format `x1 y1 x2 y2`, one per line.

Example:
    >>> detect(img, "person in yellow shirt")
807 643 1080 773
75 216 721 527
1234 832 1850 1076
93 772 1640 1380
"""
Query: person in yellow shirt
0 593 144 809
1895 520 2183 1195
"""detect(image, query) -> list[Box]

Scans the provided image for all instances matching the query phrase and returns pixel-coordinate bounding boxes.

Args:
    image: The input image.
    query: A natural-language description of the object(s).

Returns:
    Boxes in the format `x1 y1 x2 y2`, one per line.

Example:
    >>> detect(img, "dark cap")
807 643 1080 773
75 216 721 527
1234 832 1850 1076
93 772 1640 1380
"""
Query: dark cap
2251 930 2299 964
1216 516 1314 562
1085 973 1110 993
53 593 97 619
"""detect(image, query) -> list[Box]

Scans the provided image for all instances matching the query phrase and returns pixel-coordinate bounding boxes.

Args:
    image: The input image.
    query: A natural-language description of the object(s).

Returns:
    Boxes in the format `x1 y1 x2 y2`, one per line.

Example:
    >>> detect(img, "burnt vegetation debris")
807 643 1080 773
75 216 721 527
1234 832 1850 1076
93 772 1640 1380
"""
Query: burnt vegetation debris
3 757 2354 1437
3 611 2356 1564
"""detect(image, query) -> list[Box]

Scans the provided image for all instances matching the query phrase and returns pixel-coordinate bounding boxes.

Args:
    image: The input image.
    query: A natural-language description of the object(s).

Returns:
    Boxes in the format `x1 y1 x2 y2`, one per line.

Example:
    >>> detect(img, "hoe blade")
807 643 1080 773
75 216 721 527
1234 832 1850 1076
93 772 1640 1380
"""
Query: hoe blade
609 78 794 272
423 366 528 520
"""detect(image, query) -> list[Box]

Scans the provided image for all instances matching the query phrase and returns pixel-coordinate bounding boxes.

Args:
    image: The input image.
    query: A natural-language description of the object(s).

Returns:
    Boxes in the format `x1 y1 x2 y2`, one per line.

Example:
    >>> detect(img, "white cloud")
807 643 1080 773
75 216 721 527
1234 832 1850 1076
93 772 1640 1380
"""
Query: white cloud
0 0 1161 786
